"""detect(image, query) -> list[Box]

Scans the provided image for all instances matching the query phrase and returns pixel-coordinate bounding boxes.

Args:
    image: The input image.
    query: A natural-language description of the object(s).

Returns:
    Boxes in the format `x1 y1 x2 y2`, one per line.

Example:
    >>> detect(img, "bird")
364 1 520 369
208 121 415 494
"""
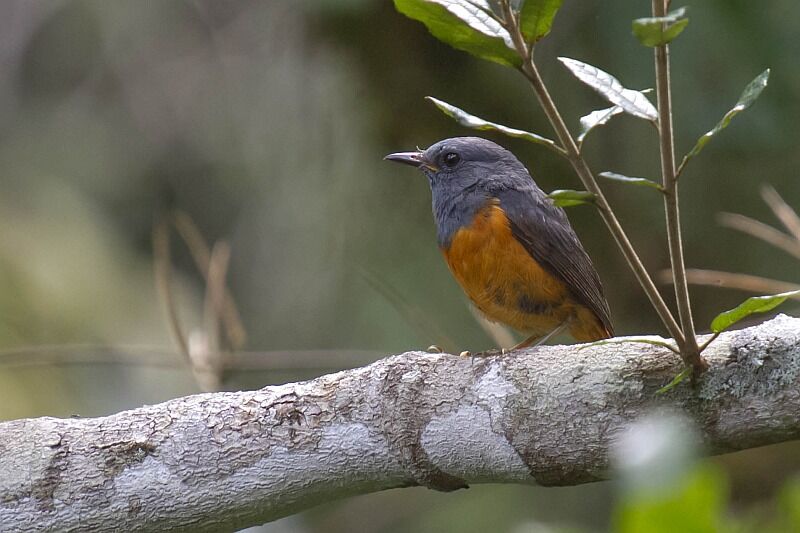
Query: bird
384 136 613 349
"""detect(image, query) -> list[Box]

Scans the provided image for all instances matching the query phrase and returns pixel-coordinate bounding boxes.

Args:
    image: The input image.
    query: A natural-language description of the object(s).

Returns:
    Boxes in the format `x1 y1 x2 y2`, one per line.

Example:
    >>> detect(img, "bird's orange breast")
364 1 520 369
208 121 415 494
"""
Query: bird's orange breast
441 201 607 341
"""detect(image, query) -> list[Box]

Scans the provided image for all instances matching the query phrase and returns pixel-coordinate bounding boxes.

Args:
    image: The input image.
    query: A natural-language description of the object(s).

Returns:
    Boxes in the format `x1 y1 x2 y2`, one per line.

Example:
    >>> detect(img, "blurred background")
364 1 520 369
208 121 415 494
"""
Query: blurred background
0 0 798 531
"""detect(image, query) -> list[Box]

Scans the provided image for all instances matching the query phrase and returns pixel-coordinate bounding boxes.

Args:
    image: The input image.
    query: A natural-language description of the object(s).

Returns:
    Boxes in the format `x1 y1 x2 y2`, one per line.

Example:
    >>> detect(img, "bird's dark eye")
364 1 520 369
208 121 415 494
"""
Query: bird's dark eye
443 152 461 168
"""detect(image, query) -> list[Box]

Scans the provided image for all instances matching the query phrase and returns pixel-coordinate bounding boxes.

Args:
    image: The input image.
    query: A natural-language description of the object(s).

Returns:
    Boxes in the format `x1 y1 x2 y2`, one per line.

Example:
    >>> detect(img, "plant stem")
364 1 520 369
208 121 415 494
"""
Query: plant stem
499 1 685 346
698 332 720 354
652 0 706 372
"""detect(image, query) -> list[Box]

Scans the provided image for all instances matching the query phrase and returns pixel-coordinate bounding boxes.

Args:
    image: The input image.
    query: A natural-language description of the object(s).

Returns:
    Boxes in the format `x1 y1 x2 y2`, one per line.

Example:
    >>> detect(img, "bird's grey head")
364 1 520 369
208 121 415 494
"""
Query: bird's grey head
385 137 539 247
384 136 532 196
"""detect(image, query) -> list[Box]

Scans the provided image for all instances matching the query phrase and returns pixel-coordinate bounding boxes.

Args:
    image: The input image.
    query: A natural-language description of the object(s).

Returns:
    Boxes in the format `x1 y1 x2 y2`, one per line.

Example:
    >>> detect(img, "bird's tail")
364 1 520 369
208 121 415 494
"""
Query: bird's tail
570 307 614 342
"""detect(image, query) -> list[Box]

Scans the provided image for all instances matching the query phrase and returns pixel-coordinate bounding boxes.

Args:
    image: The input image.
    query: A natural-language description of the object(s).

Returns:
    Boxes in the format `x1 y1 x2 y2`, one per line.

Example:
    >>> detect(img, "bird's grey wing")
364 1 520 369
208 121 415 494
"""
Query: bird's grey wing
497 187 614 335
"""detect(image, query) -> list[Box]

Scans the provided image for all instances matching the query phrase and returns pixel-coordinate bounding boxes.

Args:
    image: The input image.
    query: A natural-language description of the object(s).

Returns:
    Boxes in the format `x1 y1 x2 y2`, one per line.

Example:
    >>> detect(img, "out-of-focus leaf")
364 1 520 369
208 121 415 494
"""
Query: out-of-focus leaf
426 96 561 152
680 69 770 170
394 0 519 67
558 57 658 121
577 105 623 145
656 367 691 395
710 289 799 333
632 7 689 47
614 465 728 533
519 0 563 43
599 171 664 191
547 189 596 207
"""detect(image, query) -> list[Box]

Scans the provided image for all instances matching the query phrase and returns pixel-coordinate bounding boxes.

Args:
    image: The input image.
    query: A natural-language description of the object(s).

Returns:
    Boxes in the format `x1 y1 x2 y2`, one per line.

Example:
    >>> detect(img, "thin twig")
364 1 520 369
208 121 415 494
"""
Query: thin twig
497 0 685 347
153 217 190 362
192 241 232 391
698 332 720 353
0 344 381 372
651 0 703 371
580 337 680 354
760 184 800 243
203 241 231 354
662 268 800 295
718 212 800 261
675 155 689 179
173 211 247 350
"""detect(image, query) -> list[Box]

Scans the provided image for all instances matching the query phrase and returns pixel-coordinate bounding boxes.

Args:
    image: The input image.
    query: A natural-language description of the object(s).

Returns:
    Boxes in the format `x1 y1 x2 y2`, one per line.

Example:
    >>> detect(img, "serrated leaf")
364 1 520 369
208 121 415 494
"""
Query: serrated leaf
547 189 596 207
599 171 664 191
710 289 799 333
656 367 692 395
558 57 658 121
577 105 623 145
519 0 563 43
395 0 520 67
426 96 561 152
632 7 689 47
681 69 770 170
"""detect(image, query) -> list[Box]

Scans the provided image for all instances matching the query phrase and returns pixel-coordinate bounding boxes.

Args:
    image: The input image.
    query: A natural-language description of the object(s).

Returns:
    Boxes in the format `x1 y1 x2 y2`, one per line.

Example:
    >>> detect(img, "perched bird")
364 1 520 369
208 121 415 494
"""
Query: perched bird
385 137 613 348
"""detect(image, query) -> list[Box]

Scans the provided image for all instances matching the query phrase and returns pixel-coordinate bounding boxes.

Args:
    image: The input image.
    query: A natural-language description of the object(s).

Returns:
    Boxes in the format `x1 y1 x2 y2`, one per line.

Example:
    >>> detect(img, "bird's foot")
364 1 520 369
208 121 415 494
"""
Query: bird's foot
468 348 505 358
426 346 508 358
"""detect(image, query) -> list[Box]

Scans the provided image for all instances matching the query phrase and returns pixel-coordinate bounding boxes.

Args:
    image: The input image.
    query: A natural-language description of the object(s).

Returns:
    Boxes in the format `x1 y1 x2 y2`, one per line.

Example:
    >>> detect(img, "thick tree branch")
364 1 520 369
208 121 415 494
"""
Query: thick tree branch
2 315 800 532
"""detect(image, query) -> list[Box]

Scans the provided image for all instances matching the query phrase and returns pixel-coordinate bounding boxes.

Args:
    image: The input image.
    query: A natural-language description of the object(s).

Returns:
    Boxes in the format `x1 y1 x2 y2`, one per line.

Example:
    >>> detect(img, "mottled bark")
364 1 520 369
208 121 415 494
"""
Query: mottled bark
2 315 799 532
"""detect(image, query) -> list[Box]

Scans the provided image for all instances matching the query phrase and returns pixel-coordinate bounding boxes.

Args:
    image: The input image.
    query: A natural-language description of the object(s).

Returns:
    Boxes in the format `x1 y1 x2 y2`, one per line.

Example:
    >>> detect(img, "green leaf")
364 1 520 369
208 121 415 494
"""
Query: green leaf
656 367 692 395
599 171 664 191
558 57 658 121
426 96 561 152
710 289 800 333
577 105 623 145
547 189 596 207
519 0 563 43
394 0 520 67
681 69 770 169
632 7 689 47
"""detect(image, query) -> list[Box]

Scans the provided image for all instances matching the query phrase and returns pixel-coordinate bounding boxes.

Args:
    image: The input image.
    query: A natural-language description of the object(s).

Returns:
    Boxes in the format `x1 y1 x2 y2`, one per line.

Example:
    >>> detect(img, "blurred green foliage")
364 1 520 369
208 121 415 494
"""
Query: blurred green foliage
0 1 798 531
615 464 800 533
615 464 729 533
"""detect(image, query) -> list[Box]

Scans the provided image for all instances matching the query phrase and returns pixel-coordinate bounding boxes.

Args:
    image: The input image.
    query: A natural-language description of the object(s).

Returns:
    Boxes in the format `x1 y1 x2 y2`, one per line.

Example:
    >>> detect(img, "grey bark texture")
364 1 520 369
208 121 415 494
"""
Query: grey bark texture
2 315 799 532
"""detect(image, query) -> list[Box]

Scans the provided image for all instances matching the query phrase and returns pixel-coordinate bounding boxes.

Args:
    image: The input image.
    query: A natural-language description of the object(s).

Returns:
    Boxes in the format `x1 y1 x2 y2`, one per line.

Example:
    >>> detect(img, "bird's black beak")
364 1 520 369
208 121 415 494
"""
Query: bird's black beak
384 151 426 168
384 151 440 172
